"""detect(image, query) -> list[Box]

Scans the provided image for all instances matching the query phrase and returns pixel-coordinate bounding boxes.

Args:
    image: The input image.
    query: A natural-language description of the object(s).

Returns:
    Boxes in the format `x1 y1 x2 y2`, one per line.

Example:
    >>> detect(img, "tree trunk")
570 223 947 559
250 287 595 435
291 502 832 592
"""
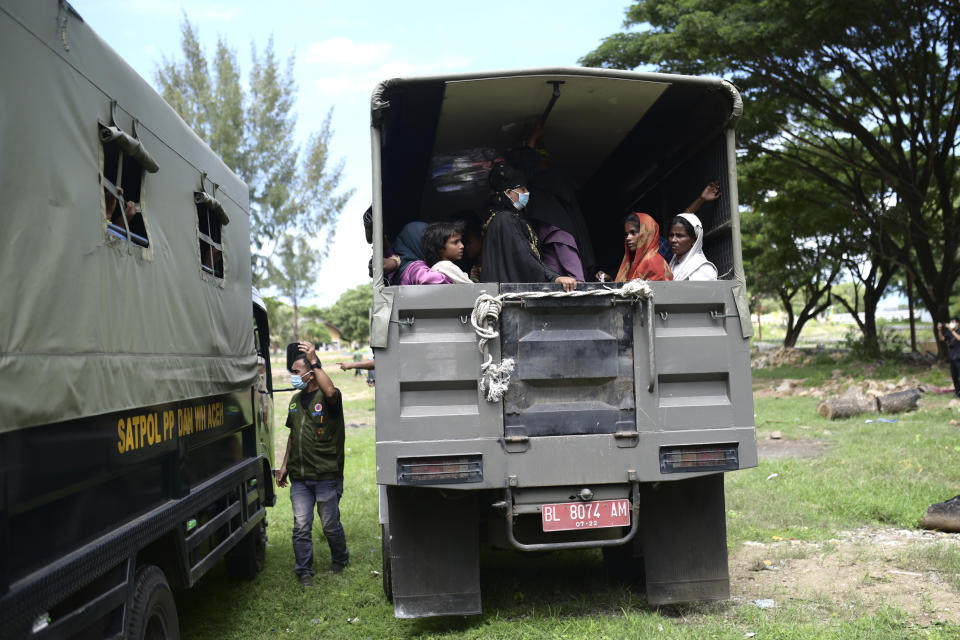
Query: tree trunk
861 301 880 356
901 199 958 362
817 393 877 419
779 292 796 348
931 303 953 362
877 389 920 414
860 277 885 357
292 294 300 342
835 259 894 359
783 296 831 349
778 263 837 349
906 272 917 352
835 292 874 355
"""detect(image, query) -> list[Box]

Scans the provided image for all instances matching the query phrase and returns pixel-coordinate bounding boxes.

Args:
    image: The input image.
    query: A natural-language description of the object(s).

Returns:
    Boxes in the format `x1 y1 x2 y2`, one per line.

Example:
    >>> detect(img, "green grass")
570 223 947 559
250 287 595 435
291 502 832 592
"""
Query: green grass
897 543 960 592
731 394 960 545
752 319 937 348
751 355 948 388
173 353 960 639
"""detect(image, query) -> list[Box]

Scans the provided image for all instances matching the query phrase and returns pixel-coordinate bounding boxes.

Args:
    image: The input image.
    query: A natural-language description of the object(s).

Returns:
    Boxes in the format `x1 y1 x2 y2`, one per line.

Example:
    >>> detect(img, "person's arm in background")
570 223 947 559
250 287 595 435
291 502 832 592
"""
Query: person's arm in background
684 182 721 214
339 360 375 371
383 254 401 274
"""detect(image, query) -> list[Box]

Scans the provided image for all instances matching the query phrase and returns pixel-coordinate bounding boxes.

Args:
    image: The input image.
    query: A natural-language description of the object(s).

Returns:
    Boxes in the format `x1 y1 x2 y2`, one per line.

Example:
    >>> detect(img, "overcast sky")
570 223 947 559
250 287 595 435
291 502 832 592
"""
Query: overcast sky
71 0 632 305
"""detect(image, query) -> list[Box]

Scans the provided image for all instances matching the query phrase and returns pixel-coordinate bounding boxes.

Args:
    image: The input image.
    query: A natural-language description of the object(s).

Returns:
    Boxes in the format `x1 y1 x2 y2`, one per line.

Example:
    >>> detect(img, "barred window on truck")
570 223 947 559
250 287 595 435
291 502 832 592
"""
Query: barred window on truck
195 189 228 280
98 107 158 248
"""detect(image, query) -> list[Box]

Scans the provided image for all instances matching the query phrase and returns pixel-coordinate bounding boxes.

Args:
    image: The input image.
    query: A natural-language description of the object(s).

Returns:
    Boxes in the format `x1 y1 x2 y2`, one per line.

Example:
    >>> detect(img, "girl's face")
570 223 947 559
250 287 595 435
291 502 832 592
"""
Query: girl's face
440 232 464 262
624 222 641 252
668 223 694 257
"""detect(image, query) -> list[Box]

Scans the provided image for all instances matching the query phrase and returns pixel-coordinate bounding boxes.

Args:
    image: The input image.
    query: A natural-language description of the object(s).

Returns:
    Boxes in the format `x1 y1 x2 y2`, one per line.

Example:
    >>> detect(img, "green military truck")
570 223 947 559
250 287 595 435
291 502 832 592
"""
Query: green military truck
0 2 275 638
369 68 757 618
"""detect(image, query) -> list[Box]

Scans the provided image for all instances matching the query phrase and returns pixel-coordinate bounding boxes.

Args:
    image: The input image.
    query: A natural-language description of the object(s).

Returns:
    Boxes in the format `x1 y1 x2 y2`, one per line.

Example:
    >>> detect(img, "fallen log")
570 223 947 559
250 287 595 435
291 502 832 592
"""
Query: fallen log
920 496 960 533
817 392 877 420
877 389 921 414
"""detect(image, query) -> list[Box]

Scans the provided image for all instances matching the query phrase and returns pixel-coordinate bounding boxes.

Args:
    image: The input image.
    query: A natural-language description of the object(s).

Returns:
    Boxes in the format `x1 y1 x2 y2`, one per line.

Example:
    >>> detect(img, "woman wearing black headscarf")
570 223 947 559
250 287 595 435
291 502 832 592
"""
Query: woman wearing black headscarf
507 127 596 281
480 162 577 291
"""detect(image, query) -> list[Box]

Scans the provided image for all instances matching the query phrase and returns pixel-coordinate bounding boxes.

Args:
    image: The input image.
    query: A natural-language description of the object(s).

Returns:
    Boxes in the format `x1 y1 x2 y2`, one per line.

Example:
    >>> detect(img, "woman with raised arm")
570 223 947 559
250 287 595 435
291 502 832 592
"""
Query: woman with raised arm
668 182 722 281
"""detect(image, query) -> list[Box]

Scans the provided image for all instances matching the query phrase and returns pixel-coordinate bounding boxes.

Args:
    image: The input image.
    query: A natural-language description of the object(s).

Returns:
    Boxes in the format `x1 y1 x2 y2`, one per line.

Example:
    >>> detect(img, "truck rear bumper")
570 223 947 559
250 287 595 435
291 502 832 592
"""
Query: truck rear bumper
376 426 757 489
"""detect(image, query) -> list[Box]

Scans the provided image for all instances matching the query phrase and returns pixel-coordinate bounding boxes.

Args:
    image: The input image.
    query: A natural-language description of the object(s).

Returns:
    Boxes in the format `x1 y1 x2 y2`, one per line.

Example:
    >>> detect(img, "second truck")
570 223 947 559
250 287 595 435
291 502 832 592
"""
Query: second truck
369 67 758 618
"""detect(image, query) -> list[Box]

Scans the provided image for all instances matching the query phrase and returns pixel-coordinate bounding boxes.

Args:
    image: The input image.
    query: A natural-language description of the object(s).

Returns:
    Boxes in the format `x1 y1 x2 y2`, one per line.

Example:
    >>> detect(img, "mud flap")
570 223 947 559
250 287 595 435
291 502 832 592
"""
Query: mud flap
640 473 729 605
386 486 481 618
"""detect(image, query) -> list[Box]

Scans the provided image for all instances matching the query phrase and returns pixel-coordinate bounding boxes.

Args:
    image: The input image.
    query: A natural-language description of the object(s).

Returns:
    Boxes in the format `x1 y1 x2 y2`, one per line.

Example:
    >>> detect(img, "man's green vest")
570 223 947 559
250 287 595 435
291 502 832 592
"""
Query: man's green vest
286 389 344 481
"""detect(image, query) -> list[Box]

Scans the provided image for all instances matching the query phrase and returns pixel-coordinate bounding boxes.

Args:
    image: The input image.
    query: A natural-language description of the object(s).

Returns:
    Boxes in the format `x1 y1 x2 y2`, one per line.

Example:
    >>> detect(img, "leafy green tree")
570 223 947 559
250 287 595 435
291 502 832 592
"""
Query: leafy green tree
263 295 293 350
267 234 319 342
300 305 333 345
739 140 899 355
323 284 373 344
583 0 959 355
155 17 353 284
264 299 335 349
743 212 840 348
831 281 865 316
740 157 845 348
833 223 900 356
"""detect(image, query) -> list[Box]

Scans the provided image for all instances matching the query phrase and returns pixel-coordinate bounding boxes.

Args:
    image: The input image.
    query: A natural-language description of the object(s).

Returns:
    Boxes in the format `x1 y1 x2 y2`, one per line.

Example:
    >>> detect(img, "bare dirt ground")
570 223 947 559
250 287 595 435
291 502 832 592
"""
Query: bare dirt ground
751 375 941 400
730 528 960 625
735 380 960 626
735 379 960 626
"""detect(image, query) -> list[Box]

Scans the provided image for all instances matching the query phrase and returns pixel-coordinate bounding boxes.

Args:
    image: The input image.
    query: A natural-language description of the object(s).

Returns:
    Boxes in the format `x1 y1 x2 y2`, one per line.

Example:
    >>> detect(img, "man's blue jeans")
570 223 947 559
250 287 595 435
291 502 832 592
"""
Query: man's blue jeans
290 478 349 576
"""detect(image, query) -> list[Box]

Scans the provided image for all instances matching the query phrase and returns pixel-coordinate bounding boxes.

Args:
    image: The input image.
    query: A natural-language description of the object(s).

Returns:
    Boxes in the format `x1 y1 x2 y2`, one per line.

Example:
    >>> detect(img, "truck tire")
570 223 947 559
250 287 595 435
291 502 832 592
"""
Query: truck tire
127 565 180 640
381 524 393 602
602 543 645 586
225 520 267 580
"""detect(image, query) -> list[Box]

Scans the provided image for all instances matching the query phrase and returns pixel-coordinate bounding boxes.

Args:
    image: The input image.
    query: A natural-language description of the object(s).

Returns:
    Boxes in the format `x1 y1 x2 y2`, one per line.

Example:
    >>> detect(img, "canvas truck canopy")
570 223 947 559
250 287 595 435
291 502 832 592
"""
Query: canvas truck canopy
368 67 747 346
0 0 256 432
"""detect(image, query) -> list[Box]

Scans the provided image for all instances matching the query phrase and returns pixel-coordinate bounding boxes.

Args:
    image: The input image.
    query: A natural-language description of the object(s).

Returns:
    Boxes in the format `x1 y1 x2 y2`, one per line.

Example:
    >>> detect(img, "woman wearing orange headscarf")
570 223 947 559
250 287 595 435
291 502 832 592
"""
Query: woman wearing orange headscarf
597 212 672 282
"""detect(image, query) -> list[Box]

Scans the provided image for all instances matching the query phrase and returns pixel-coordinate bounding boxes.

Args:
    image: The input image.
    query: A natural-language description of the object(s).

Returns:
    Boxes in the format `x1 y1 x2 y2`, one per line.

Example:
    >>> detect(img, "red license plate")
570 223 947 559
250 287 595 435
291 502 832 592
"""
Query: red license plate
541 498 631 532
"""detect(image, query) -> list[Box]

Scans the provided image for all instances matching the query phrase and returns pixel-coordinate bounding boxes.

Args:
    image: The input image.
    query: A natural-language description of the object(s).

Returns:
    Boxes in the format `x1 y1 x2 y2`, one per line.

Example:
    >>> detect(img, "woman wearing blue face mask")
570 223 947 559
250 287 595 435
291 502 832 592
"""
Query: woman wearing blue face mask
479 162 577 291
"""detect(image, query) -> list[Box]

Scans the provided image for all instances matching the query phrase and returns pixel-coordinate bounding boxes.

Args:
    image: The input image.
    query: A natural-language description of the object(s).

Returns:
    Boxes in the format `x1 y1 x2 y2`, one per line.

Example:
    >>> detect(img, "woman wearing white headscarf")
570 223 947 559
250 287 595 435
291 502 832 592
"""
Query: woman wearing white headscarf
667 212 718 281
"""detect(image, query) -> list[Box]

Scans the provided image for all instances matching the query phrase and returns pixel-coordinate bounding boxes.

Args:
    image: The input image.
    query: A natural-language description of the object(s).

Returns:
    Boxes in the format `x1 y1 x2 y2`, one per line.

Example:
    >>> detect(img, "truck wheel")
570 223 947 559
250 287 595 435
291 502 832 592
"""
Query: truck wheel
381 524 393 602
127 565 180 640
602 544 645 586
225 520 267 580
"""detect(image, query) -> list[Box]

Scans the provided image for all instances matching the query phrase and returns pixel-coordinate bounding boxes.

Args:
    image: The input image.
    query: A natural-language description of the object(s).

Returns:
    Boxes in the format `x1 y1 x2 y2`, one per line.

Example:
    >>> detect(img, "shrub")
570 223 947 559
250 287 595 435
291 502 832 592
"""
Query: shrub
842 326 906 360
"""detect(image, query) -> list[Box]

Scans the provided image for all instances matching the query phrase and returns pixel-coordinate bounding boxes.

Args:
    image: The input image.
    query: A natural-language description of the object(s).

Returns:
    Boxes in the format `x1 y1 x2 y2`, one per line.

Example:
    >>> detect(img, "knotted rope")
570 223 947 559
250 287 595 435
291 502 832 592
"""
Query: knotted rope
470 280 653 402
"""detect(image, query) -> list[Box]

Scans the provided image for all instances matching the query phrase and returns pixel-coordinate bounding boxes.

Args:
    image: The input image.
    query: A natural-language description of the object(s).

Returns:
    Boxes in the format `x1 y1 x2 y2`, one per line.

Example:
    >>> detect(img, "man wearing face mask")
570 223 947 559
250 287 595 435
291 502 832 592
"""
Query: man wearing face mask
479 161 577 291
275 341 350 586
937 318 960 398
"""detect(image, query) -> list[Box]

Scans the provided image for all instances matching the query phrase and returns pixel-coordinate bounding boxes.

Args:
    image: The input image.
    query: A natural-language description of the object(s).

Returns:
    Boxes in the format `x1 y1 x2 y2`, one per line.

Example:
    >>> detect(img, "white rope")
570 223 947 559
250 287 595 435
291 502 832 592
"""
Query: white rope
470 280 653 402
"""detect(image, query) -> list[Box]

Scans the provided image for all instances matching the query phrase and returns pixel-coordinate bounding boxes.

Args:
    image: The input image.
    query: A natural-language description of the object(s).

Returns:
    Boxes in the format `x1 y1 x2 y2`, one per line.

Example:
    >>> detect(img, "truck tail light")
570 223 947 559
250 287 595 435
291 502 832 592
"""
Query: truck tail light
659 444 739 473
397 455 482 485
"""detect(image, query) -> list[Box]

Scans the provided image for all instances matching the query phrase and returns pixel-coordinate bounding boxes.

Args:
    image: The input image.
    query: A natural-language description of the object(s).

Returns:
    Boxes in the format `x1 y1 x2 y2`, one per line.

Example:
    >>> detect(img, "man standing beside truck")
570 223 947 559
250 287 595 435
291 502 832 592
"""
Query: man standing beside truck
276 342 350 586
